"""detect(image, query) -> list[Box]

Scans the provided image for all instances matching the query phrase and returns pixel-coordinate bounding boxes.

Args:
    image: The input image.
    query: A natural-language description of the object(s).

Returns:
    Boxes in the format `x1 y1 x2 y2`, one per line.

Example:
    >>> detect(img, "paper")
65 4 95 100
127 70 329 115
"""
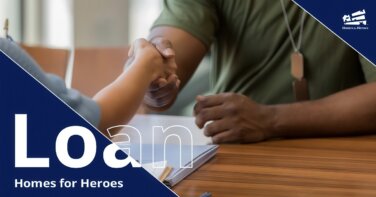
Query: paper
129 144 218 187
110 115 217 187
120 114 213 145
142 161 172 181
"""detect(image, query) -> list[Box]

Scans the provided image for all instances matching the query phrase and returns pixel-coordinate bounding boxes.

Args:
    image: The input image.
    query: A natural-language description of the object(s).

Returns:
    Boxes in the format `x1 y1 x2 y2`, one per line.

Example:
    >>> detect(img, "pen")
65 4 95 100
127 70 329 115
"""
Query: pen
3 18 13 41
200 192 212 197
3 18 8 36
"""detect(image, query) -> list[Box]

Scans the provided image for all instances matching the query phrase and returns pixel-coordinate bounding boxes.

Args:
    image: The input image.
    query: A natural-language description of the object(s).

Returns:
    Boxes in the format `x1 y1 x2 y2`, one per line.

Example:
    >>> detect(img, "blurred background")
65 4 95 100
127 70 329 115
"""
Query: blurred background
0 0 210 116
0 0 162 47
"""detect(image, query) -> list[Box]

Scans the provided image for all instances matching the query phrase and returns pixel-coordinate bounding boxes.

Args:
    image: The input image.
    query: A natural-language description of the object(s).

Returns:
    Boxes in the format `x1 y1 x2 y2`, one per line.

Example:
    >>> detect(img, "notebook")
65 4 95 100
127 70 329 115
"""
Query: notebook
132 144 218 187
111 115 217 186
142 161 173 182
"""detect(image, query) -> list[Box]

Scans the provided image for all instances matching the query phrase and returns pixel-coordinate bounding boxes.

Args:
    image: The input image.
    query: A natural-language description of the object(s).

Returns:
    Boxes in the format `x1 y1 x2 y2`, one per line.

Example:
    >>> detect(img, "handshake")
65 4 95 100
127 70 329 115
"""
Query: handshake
126 38 180 111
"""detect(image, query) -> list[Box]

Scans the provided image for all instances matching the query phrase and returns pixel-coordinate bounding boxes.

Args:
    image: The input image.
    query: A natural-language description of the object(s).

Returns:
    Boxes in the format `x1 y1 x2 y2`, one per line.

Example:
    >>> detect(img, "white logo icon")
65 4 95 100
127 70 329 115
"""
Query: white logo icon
342 9 369 30
343 9 367 25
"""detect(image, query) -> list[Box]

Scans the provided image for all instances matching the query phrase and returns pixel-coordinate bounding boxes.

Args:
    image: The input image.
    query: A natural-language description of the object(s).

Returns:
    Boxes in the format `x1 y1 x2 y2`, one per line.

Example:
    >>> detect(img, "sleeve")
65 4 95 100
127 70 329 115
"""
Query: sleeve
359 54 376 82
152 0 219 48
0 38 101 127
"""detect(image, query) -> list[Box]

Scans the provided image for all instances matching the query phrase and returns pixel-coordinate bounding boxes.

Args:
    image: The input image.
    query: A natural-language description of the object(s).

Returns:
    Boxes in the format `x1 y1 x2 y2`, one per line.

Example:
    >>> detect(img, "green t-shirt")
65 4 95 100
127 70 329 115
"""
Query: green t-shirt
153 0 376 104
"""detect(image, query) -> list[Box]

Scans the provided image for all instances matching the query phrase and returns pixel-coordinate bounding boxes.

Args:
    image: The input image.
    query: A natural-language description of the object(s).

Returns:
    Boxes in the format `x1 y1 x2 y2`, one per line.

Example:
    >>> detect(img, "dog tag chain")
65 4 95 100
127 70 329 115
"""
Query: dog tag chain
280 0 309 101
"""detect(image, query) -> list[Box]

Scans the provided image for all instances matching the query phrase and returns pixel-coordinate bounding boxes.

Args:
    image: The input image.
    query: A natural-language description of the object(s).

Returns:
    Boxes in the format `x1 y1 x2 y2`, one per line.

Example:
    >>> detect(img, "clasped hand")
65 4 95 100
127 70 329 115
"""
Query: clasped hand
194 93 275 144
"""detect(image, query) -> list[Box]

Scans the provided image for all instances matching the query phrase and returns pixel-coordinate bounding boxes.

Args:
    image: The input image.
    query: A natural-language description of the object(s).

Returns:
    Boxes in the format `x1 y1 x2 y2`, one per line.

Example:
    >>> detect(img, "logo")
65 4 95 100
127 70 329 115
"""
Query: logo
342 9 369 30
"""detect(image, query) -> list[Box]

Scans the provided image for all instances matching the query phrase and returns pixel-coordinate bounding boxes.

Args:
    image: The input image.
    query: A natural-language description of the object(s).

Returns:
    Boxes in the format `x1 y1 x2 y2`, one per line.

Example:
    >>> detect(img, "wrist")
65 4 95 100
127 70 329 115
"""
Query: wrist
265 104 284 139
127 60 156 82
143 96 177 112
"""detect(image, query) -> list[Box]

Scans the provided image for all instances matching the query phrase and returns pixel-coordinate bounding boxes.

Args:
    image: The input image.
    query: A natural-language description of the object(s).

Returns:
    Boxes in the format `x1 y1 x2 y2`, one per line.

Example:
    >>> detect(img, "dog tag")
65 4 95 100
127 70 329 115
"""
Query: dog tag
291 52 304 80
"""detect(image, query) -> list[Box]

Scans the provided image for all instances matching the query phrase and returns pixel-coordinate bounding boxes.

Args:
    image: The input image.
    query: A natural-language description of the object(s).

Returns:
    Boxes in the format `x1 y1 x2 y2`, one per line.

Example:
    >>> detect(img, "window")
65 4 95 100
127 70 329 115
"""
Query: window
0 0 21 41
43 0 73 47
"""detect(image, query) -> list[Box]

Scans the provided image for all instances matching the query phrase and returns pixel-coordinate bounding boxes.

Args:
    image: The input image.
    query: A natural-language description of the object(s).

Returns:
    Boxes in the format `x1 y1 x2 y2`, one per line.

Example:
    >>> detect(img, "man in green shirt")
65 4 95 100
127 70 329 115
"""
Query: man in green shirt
144 0 376 143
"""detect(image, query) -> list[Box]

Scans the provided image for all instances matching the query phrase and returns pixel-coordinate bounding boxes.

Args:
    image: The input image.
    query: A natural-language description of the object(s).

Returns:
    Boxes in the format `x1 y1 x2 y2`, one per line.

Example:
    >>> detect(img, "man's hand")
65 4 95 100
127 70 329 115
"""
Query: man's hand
194 93 275 144
144 37 180 111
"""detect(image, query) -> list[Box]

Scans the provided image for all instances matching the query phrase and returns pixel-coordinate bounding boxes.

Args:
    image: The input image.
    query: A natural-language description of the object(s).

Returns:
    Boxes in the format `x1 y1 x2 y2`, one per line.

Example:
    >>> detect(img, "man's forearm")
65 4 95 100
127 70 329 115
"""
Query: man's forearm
270 82 376 138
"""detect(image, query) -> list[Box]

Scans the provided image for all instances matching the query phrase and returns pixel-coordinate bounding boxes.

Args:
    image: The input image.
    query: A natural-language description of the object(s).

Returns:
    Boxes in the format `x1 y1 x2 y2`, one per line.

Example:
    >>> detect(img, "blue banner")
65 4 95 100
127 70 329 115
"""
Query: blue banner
294 0 376 66
0 51 176 196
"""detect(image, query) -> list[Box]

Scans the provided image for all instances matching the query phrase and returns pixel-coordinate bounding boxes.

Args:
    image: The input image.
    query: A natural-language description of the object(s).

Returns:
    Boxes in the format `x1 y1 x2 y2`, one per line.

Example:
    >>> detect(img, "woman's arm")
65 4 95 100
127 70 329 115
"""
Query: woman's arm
0 38 101 126
93 39 175 135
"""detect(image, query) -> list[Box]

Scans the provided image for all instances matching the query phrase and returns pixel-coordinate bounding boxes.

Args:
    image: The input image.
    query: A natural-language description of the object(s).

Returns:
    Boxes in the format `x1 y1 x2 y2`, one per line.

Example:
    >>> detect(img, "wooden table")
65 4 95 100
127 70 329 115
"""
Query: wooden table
173 136 376 197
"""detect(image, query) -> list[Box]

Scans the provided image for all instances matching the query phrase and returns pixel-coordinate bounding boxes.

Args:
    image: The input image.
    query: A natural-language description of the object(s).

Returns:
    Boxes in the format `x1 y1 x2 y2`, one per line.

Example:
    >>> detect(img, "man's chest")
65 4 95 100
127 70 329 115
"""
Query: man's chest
215 0 353 71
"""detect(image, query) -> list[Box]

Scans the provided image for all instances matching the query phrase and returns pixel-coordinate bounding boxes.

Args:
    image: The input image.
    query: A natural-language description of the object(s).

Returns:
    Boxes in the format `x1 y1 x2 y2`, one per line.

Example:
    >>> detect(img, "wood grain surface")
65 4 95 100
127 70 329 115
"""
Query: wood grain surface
173 136 376 197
